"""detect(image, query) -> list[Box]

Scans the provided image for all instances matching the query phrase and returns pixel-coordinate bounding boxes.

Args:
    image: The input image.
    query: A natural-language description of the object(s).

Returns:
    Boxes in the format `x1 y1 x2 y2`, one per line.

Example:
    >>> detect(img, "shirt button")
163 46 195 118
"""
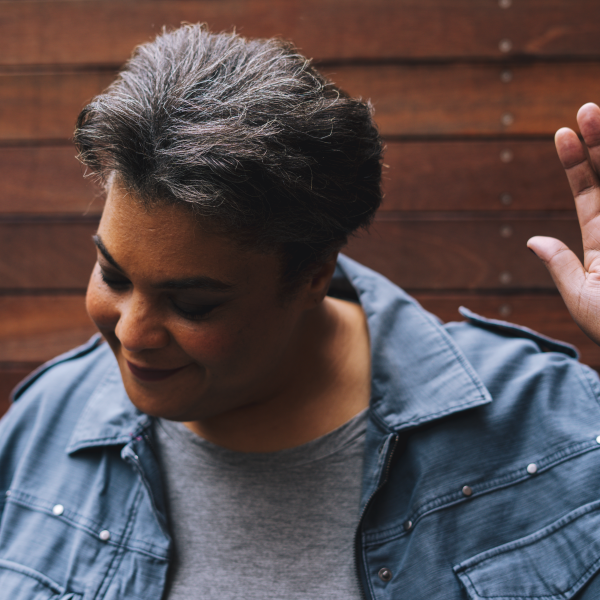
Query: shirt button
99 530 111 542
52 504 64 516
403 520 413 531
462 485 473 497
378 567 393 582
596 435 600 444
526 463 538 475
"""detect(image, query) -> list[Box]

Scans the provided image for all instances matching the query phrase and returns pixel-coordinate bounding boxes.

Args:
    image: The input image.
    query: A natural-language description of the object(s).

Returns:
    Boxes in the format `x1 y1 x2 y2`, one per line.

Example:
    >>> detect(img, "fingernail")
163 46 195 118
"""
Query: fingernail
528 247 539 258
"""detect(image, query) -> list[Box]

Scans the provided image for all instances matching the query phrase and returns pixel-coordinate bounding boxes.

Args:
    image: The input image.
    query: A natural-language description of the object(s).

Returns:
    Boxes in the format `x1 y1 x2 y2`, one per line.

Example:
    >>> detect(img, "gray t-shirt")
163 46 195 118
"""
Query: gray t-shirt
154 409 368 600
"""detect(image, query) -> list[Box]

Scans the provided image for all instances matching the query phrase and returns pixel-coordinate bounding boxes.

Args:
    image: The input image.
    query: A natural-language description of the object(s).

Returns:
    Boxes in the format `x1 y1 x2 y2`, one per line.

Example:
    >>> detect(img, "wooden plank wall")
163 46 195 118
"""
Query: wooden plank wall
1 0 599 417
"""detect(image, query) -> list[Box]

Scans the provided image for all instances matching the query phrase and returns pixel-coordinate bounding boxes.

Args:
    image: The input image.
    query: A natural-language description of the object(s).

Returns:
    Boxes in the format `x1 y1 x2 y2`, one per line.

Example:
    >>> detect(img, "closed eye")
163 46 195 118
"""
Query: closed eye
100 269 130 290
170 299 220 321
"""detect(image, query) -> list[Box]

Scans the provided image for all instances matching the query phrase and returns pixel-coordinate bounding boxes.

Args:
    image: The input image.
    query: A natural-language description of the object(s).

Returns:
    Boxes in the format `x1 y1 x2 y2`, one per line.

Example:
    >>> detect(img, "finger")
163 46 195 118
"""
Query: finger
578 103 600 177
527 236 587 309
555 127 600 269
555 127 600 225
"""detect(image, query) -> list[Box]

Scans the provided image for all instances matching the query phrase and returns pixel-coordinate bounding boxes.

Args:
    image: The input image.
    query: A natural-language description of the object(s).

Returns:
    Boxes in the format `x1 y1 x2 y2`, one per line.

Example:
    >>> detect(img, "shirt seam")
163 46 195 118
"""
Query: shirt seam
6 491 168 561
363 439 600 546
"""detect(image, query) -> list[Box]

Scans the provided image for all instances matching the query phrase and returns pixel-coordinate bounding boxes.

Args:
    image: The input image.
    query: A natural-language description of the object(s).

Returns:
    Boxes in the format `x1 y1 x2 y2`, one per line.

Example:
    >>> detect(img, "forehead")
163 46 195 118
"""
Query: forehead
97 184 281 286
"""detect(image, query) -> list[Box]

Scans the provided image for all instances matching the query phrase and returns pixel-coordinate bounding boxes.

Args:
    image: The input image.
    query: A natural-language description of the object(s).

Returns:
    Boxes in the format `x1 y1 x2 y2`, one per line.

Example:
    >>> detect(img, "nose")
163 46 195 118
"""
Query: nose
114 291 170 352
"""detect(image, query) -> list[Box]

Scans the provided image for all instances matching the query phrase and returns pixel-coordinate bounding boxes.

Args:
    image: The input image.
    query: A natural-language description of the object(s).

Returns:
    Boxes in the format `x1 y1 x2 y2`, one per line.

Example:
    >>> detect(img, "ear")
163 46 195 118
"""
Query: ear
305 253 339 307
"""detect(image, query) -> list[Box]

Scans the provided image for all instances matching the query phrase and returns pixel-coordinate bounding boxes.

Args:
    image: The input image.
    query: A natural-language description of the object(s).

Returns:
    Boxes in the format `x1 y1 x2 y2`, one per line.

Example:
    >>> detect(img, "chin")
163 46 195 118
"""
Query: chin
125 387 195 421
121 377 225 422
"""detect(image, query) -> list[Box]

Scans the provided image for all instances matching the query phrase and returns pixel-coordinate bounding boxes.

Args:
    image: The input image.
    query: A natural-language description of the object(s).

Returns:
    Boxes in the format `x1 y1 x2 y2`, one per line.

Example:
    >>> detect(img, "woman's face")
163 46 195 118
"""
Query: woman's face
86 184 322 422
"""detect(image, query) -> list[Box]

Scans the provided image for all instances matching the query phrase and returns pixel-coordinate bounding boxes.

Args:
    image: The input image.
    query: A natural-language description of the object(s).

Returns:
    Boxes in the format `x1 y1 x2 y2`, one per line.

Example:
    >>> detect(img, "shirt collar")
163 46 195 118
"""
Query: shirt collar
336 254 492 432
66 360 150 454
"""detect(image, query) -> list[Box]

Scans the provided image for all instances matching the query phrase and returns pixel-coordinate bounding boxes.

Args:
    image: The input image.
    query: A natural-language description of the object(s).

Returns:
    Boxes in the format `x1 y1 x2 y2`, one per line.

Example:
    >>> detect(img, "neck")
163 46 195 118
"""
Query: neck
184 296 371 452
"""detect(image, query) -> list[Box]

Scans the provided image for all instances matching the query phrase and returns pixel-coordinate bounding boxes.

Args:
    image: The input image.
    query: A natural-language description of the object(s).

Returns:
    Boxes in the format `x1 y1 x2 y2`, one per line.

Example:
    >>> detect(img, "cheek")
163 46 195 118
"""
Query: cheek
176 310 279 369
175 326 245 366
86 271 120 332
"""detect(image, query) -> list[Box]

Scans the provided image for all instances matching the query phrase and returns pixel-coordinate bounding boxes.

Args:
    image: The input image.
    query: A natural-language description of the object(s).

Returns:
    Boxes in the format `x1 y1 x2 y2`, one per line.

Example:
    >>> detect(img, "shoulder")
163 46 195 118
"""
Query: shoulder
0 337 119 490
4 335 118 429
11 333 110 402
445 306 593 379
442 306 600 436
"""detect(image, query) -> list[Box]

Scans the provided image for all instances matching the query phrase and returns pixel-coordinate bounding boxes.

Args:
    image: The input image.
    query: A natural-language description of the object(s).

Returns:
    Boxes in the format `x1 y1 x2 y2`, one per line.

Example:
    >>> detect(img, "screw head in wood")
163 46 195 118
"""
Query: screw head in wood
498 304 512 317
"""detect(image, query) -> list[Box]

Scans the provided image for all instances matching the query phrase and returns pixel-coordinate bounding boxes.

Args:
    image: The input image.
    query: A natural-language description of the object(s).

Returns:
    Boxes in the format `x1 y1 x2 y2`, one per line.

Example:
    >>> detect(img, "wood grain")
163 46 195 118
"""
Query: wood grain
0 71 115 141
0 221 97 289
382 140 573 211
1 0 599 66
0 295 95 362
345 217 582 290
328 62 600 136
3 63 599 140
0 146 102 214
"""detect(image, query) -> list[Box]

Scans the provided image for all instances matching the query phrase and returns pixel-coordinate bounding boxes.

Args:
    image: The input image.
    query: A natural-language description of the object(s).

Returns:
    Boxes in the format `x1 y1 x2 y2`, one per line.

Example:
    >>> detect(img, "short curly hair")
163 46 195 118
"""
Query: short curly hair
74 24 383 290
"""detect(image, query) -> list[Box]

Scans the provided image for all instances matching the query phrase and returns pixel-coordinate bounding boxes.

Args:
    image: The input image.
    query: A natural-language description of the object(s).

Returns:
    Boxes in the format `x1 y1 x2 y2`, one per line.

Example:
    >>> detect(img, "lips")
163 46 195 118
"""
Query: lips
126 360 189 382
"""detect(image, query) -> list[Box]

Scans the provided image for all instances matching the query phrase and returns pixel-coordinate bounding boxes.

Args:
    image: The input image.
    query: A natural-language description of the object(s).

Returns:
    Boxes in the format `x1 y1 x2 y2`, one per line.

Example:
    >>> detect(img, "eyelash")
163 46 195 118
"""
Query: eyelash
100 272 129 289
99 272 218 321
171 303 218 321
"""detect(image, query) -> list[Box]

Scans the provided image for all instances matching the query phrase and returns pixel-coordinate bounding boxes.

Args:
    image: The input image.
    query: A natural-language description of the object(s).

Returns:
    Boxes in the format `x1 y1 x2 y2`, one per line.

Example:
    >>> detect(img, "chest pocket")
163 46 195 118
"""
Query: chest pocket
0 559 82 600
453 500 600 599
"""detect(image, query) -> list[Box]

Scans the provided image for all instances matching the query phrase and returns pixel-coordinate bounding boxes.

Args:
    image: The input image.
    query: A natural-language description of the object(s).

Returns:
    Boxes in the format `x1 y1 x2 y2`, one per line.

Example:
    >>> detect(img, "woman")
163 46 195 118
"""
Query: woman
2 24 600 600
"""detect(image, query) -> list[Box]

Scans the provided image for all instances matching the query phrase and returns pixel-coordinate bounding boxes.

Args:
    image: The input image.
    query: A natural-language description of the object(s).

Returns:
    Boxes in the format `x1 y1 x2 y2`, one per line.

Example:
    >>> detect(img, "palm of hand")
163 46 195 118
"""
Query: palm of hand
528 103 600 346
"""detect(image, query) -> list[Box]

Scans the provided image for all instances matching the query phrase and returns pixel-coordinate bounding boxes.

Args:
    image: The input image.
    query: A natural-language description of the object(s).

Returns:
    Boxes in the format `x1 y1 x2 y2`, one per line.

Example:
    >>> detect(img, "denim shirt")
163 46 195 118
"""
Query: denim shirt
3 255 600 600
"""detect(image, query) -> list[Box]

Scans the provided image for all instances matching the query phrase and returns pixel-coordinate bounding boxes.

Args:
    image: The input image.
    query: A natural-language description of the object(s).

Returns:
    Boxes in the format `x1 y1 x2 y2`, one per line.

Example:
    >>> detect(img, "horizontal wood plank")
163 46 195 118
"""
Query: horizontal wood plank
3 63 599 140
0 295 95 362
0 146 102 214
0 222 97 289
1 0 600 66
329 62 600 136
414 294 600 367
382 140 573 211
345 218 582 290
0 71 115 141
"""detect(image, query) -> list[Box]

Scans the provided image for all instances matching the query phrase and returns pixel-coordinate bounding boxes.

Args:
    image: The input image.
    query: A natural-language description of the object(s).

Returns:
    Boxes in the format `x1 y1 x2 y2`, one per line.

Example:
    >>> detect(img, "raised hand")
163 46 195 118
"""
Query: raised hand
528 103 600 346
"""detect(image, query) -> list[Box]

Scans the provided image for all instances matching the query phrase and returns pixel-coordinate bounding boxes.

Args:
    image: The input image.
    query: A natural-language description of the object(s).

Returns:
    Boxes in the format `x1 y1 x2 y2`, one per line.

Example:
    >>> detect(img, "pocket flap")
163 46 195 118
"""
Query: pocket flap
454 500 600 600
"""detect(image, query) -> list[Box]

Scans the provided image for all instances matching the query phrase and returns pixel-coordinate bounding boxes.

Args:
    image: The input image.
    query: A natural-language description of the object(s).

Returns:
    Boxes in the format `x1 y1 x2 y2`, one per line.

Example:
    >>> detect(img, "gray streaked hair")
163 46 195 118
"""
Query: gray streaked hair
74 24 383 287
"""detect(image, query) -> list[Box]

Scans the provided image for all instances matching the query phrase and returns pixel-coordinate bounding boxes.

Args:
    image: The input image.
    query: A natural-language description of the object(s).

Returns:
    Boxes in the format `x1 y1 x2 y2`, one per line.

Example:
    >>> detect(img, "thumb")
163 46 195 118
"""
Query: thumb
527 236 586 304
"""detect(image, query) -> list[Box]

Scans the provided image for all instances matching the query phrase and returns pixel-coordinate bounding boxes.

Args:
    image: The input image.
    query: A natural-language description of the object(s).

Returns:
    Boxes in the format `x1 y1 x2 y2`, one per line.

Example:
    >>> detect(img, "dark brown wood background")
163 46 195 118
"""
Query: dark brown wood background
1 0 599 417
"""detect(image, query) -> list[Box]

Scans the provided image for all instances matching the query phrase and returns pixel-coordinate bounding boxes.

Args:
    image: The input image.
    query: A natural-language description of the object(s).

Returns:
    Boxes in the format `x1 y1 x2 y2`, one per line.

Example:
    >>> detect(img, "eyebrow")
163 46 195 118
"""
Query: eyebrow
92 234 235 292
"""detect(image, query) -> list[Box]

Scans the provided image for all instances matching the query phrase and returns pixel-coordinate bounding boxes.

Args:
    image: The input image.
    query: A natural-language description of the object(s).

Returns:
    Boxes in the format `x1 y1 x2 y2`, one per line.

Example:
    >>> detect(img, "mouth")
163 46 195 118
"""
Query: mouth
126 361 190 382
